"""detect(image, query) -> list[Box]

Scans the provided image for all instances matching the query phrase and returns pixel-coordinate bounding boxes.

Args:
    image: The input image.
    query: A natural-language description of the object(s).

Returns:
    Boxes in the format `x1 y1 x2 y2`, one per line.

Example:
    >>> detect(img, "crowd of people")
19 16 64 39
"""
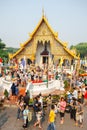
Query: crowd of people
0 63 87 130
14 81 87 129
14 86 87 130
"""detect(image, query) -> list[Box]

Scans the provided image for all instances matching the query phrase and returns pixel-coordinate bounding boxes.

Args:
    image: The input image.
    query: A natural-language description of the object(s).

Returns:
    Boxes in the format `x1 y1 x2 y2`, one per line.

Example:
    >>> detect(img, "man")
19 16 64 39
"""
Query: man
47 104 56 130
72 87 78 100
75 100 84 127
24 92 30 106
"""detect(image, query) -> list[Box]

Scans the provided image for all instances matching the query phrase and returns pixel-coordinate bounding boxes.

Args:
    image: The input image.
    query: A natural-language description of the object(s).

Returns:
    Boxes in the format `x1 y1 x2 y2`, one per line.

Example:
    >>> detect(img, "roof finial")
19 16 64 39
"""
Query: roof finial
42 8 44 17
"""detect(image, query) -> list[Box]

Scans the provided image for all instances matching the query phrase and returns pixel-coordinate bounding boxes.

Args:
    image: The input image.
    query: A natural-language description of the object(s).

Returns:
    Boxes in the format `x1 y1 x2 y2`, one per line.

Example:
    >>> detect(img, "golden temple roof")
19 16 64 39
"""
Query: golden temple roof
30 15 57 38
9 14 78 59
10 47 24 58
9 15 59 59
64 47 79 59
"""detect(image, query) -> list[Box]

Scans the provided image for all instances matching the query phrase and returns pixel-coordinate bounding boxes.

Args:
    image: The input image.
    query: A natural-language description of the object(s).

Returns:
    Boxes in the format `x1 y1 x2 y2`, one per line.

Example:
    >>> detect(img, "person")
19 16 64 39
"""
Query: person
11 81 17 101
39 93 43 109
54 103 58 114
33 96 39 116
55 71 59 80
81 85 86 104
11 82 16 96
15 82 19 102
83 87 87 107
33 102 42 129
78 90 82 103
47 104 56 130
67 91 72 104
23 105 29 128
84 78 87 86
59 97 66 124
75 100 84 127
46 94 52 111
15 85 19 96
24 92 30 106
72 87 78 100
17 97 24 120
38 93 45 121
69 98 77 121
33 96 39 112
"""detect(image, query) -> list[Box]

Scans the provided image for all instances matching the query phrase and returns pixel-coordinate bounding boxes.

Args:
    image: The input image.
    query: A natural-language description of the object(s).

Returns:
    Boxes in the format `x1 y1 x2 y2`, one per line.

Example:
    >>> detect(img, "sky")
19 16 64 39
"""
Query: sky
0 0 87 48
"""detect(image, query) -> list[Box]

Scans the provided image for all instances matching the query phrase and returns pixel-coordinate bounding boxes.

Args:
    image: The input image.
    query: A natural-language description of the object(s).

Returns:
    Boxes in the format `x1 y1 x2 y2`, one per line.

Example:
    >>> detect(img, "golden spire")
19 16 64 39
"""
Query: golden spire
42 8 44 17
45 14 48 21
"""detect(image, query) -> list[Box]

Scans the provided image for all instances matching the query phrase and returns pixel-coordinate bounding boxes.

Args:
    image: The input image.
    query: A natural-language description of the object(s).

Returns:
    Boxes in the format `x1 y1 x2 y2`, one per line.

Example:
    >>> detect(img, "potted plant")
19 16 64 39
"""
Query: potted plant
4 89 9 99
64 80 70 91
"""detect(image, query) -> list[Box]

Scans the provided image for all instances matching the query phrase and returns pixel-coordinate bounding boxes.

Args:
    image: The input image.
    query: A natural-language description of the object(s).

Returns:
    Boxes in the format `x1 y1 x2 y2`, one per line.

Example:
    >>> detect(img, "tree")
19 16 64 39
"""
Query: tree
70 42 87 58
0 39 6 49
0 39 8 64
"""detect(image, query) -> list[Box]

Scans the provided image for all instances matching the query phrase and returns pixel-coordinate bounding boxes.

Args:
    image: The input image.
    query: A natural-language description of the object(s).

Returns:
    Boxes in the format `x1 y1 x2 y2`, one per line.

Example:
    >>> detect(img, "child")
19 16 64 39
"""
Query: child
47 104 56 130
23 105 29 128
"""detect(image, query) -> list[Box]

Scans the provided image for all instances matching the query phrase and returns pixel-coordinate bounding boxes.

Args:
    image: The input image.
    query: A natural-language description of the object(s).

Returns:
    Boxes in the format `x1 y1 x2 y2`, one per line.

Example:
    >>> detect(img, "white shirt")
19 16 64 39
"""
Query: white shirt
72 90 78 99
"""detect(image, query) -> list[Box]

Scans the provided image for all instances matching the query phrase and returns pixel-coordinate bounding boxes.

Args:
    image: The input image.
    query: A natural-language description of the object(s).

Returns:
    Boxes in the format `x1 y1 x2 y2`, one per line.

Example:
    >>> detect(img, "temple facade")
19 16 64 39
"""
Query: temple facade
9 14 79 67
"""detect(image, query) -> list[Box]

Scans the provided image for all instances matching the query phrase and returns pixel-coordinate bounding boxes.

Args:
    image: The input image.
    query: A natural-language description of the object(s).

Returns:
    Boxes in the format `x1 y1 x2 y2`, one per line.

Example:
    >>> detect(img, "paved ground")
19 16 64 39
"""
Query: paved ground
0 104 87 130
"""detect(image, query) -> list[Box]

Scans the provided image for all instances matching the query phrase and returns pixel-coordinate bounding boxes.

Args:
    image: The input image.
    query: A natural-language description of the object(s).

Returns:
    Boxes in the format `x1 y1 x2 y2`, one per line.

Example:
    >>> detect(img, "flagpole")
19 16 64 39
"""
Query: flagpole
24 56 26 71
47 55 49 88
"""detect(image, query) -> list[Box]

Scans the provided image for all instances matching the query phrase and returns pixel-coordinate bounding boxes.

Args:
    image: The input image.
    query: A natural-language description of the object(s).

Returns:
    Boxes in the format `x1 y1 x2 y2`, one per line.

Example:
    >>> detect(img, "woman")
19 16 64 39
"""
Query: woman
17 97 24 120
59 97 66 124
34 102 42 129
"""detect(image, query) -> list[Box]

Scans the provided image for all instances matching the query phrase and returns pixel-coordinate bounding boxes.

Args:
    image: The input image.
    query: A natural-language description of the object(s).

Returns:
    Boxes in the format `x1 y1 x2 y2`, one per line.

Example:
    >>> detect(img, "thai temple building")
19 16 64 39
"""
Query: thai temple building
9 13 79 68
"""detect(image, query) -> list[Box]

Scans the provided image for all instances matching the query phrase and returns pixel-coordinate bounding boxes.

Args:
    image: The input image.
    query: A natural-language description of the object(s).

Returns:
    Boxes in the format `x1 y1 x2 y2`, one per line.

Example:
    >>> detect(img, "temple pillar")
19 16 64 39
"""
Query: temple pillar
49 56 51 65
71 59 74 72
40 56 43 66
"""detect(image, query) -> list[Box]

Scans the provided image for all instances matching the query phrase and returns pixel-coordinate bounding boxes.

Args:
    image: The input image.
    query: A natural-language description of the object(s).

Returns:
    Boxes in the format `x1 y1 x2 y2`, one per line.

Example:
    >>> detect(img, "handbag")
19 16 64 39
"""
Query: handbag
28 111 32 121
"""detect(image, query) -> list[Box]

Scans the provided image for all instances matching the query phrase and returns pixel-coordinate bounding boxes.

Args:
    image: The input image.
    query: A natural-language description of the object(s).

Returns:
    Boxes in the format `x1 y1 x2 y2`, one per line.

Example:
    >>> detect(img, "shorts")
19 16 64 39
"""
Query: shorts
76 114 83 123
36 112 42 121
60 111 65 118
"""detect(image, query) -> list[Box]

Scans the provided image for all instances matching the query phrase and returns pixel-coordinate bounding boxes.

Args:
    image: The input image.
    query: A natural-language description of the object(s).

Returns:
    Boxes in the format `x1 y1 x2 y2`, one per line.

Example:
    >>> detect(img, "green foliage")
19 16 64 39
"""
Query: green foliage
0 39 8 63
70 45 75 49
64 80 69 89
0 39 6 49
4 89 9 98
52 95 60 102
0 38 18 64
79 69 85 74
70 42 87 58
6 47 18 53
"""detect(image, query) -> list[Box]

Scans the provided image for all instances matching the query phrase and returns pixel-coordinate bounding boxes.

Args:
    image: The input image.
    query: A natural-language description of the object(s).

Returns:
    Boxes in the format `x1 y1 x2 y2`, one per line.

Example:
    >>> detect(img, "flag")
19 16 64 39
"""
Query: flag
21 58 25 67
60 57 63 66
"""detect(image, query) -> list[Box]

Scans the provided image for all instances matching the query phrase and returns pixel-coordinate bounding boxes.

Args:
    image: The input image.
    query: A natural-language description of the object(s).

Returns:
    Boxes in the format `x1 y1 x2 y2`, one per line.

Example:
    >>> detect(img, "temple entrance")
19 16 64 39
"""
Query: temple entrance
41 42 49 64
43 56 48 64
